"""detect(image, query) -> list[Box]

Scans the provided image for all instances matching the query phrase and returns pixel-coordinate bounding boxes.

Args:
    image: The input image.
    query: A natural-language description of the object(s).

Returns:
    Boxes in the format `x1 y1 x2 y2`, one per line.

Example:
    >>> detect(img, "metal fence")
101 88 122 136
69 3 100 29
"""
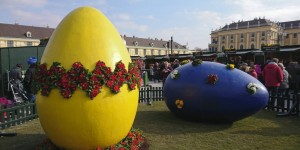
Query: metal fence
1 87 300 130
139 86 164 103
0 102 37 129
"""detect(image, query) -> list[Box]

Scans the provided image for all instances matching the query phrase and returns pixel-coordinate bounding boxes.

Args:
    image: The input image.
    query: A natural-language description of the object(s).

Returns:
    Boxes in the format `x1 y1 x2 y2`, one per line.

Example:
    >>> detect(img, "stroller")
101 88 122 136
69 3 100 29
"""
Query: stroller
7 79 28 104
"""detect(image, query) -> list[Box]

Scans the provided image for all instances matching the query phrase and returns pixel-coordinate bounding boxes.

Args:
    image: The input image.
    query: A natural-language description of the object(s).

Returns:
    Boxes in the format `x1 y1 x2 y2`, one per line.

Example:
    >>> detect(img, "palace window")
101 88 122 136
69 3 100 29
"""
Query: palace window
222 46 225 51
240 44 243 50
7 40 14 47
261 31 265 37
135 48 138 55
251 32 255 37
143 49 147 55
26 31 32 38
27 42 32 46
240 33 244 38
230 34 234 39
251 44 255 49
294 33 297 38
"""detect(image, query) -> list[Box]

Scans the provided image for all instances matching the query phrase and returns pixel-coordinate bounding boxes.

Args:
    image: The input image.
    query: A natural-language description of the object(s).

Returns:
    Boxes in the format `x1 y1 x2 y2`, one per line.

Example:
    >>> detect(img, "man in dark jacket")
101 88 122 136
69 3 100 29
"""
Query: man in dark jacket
23 57 37 102
9 64 23 82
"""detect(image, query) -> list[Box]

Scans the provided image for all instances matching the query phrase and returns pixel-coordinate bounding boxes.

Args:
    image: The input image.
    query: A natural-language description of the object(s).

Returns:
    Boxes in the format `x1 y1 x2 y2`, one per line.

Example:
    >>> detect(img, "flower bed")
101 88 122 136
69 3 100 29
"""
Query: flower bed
36 128 149 150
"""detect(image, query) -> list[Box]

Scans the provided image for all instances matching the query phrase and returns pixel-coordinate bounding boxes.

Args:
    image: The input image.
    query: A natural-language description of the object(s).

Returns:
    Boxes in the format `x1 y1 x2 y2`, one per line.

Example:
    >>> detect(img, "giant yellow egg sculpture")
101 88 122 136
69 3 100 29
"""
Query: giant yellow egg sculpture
36 6 140 149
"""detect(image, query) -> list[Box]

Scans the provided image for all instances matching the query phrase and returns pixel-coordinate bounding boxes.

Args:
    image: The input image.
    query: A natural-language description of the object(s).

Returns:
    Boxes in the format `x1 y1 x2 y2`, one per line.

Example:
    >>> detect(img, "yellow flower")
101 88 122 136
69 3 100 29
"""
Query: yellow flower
226 64 235 70
175 99 184 109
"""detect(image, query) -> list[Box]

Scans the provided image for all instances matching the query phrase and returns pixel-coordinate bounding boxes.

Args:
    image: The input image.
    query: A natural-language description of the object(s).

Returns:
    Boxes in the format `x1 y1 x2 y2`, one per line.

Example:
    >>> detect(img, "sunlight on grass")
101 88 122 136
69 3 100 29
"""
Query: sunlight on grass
134 101 300 150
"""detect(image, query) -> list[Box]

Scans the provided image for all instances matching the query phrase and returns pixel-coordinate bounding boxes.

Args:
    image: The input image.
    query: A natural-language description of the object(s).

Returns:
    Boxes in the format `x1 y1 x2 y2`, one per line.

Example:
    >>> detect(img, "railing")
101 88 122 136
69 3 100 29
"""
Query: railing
139 86 164 103
0 102 37 129
1 87 299 130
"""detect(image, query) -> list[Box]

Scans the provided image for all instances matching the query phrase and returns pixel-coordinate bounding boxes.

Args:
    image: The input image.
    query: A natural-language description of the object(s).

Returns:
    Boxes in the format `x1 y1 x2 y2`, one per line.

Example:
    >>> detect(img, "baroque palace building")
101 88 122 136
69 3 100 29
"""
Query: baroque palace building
122 35 189 57
0 23 54 47
0 23 190 56
209 18 300 52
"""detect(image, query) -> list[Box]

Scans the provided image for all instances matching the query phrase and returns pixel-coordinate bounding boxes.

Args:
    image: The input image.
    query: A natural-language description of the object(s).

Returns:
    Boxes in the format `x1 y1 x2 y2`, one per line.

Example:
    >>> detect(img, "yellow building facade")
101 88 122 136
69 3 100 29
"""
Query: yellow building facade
123 35 190 57
0 23 54 48
0 23 190 57
209 18 300 52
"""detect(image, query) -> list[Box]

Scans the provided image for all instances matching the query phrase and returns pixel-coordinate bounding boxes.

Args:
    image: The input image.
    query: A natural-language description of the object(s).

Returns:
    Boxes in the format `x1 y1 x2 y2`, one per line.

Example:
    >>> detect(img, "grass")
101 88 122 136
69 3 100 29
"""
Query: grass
1 101 300 150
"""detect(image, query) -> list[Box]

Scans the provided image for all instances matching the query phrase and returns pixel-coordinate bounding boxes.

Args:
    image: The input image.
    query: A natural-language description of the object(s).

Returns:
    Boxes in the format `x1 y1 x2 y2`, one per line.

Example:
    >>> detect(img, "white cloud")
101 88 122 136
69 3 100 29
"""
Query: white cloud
146 15 154 20
12 10 61 28
226 0 300 21
0 0 48 8
179 0 300 49
113 13 149 32
118 14 131 21
116 21 148 32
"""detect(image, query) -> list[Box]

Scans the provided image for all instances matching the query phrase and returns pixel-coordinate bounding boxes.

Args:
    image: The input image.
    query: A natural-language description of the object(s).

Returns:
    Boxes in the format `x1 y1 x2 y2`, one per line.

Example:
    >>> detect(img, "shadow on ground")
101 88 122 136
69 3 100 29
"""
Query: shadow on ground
0 133 47 150
133 110 232 135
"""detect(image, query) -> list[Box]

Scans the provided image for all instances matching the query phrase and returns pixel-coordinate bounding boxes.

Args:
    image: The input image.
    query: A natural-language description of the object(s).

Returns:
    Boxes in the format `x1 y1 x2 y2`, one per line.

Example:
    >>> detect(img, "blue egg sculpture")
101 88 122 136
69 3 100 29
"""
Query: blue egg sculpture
163 61 269 123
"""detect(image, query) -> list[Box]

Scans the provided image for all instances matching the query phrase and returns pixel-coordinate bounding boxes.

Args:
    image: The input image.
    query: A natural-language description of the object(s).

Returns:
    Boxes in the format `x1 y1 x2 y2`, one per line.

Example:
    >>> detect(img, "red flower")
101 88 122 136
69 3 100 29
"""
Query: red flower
41 89 49 96
81 82 89 90
96 61 106 67
90 75 98 82
72 62 83 69
117 71 123 77
130 84 136 90
128 132 134 138
107 80 114 88
117 62 125 69
90 88 99 99
61 89 71 98
130 145 139 150
132 139 139 146
35 61 142 99
207 74 218 84
93 68 103 76
113 85 120 92
110 75 117 81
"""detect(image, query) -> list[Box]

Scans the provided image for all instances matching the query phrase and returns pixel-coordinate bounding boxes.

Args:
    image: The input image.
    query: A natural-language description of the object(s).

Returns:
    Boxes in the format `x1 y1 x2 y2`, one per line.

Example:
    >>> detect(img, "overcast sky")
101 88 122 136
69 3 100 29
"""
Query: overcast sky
1 0 299 49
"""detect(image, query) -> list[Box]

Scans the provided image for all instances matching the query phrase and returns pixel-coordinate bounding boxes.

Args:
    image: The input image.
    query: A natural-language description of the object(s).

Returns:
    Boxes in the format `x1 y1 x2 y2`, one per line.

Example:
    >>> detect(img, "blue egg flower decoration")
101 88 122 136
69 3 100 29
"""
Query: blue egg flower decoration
163 60 269 123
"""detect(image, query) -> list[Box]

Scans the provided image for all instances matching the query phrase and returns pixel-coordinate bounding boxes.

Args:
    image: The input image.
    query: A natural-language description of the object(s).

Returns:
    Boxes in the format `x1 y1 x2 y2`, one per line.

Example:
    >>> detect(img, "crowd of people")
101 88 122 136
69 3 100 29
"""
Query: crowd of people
8 57 37 103
228 56 300 100
137 58 186 86
138 56 300 100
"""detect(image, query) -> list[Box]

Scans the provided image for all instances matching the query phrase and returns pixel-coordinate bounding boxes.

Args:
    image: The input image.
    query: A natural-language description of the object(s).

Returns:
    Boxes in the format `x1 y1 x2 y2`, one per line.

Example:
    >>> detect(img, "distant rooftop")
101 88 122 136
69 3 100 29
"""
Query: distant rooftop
123 35 188 49
0 23 54 39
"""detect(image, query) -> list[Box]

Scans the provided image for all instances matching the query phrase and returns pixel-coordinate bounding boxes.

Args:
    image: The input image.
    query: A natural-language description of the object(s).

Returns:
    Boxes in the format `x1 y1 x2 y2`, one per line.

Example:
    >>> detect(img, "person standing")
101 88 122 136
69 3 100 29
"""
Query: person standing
278 63 290 96
248 65 258 79
286 61 300 93
262 58 283 107
23 57 37 102
9 64 23 83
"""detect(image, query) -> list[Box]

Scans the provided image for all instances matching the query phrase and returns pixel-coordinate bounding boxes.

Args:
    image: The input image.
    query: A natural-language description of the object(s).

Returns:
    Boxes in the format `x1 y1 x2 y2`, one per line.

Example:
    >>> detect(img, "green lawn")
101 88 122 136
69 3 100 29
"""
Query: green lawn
1 101 300 150
134 101 300 150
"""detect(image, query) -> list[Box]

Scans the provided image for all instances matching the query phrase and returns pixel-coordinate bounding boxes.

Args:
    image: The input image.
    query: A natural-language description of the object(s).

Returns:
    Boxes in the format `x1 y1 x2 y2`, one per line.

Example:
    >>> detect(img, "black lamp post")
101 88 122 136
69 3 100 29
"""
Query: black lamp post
171 36 173 54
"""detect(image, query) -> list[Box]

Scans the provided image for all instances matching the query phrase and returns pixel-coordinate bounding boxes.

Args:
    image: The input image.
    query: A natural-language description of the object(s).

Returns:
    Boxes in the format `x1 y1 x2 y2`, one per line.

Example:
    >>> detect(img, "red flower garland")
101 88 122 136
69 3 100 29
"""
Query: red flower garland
33 61 142 99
